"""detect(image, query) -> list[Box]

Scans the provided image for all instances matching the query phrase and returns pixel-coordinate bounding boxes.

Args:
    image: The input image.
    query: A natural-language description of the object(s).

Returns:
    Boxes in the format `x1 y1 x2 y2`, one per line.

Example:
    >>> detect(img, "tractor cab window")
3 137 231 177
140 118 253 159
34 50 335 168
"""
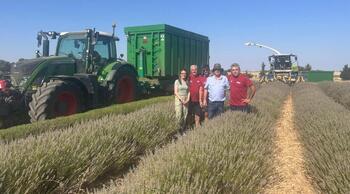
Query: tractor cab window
57 35 87 60
272 56 292 70
93 36 114 65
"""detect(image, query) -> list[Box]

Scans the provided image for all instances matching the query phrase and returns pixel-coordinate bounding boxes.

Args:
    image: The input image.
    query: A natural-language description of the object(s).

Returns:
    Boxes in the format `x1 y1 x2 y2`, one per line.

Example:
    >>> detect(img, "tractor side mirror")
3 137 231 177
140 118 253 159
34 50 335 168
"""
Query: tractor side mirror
37 34 42 47
35 50 41 58
49 31 58 39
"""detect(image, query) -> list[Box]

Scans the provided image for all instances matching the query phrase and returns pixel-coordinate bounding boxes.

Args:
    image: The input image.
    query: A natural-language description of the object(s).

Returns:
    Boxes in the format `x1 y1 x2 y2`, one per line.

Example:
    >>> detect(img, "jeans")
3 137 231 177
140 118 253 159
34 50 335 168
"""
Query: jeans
208 101 224 119
230 105 250 113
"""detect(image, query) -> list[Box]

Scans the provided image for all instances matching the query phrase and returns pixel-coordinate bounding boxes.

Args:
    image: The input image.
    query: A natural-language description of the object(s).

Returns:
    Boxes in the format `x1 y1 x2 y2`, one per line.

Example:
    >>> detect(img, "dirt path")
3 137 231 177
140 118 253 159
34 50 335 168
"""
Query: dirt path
264 95 315 194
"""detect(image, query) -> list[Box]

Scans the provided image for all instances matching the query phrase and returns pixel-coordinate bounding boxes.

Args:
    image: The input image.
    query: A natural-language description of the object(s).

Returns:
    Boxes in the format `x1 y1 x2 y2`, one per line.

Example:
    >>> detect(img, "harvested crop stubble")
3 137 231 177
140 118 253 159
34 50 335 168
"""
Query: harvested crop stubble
318 81 350 109
0 102 178 194
96 82 289 194
0 96 172 142
293 83 350 193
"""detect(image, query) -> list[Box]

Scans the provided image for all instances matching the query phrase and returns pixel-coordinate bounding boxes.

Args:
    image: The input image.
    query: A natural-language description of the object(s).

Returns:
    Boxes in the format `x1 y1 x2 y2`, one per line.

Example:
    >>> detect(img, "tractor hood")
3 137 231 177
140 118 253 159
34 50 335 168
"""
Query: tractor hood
12 58 48 76
10 56 73 87
10 58 48 87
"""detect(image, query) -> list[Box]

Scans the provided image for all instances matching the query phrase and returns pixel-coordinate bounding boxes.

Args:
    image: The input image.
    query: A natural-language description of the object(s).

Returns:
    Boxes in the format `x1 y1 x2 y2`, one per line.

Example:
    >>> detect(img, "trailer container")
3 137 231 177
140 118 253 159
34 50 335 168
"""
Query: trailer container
124 24 209 78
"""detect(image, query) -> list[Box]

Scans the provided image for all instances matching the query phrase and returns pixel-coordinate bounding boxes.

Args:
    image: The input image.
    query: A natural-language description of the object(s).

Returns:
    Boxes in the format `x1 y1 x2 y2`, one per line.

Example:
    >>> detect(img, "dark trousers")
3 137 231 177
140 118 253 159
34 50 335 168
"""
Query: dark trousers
230 105 250 113
208 101 225 119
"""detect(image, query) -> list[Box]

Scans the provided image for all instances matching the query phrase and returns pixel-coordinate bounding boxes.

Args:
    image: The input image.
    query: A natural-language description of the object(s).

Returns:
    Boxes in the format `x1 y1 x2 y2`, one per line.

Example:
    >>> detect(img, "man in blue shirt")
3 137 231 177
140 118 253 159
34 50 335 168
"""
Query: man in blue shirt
203 63 230 119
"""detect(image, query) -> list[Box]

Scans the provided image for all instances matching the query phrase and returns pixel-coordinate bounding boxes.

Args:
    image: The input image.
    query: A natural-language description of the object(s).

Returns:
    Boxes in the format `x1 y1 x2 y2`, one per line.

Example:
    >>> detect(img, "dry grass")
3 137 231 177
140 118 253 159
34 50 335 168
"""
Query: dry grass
95 82 289 194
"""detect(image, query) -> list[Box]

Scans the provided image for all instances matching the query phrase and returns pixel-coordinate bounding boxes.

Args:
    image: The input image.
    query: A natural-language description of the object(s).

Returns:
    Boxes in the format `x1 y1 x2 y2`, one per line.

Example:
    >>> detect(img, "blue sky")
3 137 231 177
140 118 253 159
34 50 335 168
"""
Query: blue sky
0 0 349 70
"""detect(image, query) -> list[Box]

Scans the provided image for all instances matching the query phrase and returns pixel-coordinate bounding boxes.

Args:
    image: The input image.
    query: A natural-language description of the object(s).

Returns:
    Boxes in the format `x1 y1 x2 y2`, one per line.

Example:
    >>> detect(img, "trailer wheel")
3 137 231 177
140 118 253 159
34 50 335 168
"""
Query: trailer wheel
29 80 84 122
113 65 137 103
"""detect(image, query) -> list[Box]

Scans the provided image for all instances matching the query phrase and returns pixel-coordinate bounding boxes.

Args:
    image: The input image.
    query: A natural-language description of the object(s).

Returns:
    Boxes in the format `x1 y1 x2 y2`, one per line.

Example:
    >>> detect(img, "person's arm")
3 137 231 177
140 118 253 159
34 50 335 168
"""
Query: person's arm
248 84 256 100
203 79 209 106
199 85 204 107
242 81 256 104
185 91 191 104
223 77 230 99
204 88 208 107
225 77 230 90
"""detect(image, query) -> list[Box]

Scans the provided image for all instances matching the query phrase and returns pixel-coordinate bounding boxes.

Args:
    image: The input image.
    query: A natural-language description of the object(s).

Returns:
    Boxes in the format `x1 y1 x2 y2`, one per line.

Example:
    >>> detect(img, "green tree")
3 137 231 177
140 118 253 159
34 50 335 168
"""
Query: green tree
260 62 266 76
0 59 12 76
305 64 312 71
340 64 350 80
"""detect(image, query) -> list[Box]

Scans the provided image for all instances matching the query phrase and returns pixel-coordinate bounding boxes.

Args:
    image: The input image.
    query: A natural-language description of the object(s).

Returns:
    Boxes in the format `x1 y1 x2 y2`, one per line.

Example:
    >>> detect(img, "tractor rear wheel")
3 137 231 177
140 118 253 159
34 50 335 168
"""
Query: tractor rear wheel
29 80 84 122
113 66 137 103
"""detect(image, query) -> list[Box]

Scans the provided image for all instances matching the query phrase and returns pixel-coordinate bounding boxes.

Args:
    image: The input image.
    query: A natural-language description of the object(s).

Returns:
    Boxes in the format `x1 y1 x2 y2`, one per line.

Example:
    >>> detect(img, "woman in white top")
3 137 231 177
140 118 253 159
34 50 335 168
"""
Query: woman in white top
174 69 190 130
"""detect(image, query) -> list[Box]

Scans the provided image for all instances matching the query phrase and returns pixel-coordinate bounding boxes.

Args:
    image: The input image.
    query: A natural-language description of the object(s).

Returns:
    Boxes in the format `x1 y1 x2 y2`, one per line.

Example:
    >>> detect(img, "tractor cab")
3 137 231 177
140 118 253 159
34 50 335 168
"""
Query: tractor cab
268 54 298 71
10 30 119 89
53 30 119 73
267 54 301 83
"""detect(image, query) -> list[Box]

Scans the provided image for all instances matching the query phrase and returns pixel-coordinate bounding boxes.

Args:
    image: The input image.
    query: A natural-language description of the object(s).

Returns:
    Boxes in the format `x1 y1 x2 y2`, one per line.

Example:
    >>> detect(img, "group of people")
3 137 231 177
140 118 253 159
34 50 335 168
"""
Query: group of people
174 63 256 129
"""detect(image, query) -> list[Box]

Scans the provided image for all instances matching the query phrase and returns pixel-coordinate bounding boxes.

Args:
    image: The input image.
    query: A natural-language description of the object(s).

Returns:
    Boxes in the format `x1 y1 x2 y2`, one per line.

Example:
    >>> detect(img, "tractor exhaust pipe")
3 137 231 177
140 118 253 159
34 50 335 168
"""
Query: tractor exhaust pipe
42 39 49 57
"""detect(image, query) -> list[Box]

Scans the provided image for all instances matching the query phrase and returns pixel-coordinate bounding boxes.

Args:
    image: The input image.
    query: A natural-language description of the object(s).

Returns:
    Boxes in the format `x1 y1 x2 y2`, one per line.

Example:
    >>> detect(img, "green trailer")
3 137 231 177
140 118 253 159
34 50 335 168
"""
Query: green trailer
306 71 334 82
124 24 210 78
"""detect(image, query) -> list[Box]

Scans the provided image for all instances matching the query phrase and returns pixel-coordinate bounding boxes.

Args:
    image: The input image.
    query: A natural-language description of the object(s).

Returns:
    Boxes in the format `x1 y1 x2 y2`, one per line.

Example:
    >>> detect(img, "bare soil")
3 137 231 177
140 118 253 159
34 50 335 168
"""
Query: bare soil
264 95 316 194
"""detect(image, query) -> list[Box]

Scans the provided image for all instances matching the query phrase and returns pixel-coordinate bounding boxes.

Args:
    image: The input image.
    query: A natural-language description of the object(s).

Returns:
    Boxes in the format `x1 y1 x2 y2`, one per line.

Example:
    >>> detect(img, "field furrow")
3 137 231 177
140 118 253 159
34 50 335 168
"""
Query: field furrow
264 95 315 194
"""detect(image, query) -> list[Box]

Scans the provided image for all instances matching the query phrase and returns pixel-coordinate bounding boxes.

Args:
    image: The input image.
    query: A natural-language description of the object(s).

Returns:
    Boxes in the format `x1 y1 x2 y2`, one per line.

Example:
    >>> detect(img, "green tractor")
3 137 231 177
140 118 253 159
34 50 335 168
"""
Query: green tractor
0 25 138 127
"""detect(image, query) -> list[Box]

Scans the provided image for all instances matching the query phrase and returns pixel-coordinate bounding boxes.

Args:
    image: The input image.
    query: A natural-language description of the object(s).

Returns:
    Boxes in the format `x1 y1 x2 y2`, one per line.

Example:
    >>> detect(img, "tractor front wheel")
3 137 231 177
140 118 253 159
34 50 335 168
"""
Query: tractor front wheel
29 80 84 122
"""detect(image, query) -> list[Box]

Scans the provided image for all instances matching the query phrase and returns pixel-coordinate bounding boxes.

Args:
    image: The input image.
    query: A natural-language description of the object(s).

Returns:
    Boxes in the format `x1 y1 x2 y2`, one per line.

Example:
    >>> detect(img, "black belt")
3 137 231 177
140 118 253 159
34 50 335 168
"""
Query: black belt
209 101 224 103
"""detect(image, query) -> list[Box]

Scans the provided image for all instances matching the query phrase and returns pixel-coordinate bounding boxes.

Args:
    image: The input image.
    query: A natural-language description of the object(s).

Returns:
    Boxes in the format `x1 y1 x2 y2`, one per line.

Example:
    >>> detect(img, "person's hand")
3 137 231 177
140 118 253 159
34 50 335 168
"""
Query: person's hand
184 100 190 105
203 100 207 107
242 98 251 104
200 101 204 108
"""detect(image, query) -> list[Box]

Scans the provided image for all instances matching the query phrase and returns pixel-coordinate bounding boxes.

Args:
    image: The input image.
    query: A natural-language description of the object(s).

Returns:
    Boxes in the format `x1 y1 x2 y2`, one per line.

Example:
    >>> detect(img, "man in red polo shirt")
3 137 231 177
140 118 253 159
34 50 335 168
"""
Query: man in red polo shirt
189 64 203 127
228 63 256 112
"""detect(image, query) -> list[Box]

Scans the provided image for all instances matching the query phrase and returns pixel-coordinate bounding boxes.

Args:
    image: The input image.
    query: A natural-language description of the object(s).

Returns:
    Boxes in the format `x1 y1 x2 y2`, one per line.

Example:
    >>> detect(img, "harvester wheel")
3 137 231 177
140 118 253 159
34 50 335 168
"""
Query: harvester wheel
112 66 137 103
298 75 305 83
29 80 84 122
259 75 268 84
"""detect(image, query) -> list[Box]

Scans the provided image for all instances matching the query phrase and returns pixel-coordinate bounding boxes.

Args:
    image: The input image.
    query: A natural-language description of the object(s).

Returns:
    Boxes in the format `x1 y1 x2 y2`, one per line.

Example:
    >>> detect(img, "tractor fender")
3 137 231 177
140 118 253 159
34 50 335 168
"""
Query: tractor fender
105 63 138 82
49 75 97 95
